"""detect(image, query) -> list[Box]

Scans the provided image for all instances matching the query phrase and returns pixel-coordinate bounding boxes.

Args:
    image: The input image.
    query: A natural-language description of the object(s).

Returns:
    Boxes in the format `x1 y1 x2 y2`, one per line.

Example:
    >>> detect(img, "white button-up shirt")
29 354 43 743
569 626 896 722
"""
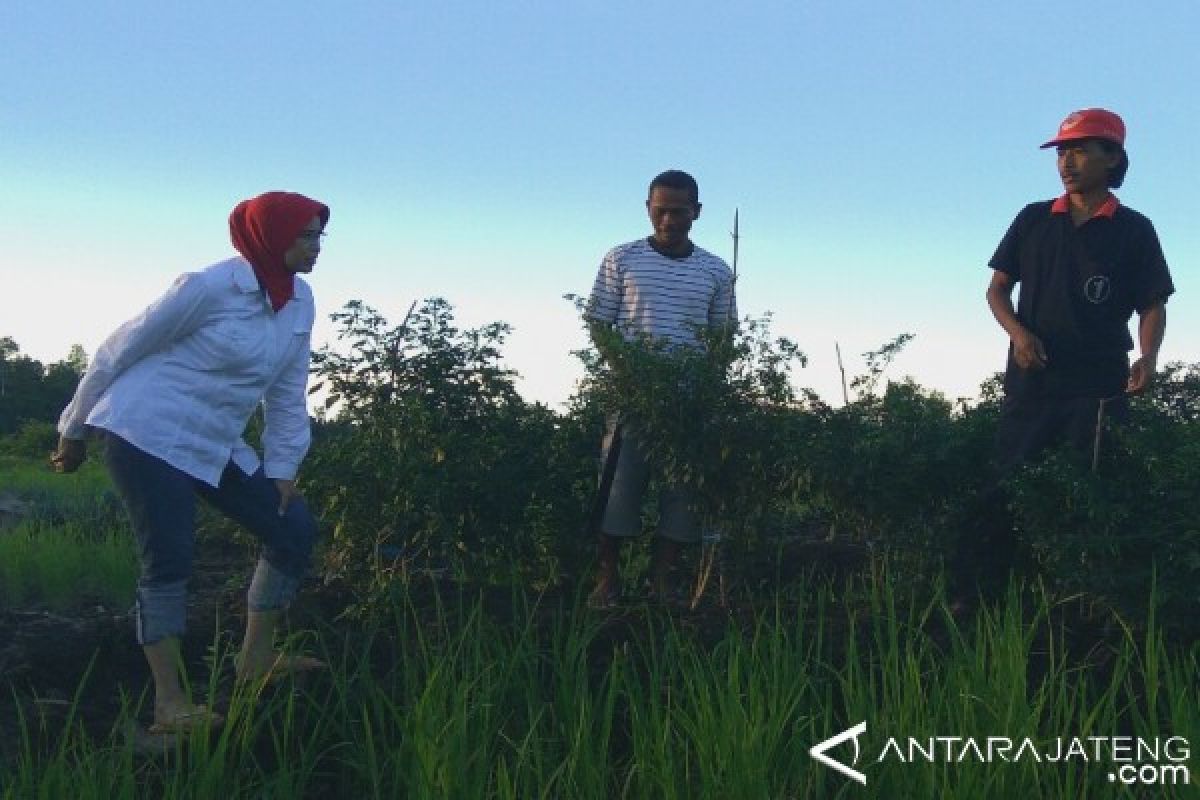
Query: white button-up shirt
58 257 315 487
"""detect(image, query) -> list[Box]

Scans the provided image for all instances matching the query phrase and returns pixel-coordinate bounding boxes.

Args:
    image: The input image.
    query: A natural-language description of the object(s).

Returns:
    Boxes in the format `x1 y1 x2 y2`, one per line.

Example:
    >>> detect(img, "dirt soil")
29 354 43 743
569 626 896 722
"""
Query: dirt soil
0 536 277 750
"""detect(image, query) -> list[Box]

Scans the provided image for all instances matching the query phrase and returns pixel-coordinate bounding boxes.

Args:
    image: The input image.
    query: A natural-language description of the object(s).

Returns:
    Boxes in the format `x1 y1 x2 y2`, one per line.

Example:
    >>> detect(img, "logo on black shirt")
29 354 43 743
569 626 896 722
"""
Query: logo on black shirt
1084 275 1112 304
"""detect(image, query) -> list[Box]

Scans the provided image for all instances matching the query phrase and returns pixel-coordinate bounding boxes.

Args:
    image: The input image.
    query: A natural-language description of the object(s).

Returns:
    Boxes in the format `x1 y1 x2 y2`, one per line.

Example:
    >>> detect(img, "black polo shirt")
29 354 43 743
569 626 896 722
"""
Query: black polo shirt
990 197 1174 399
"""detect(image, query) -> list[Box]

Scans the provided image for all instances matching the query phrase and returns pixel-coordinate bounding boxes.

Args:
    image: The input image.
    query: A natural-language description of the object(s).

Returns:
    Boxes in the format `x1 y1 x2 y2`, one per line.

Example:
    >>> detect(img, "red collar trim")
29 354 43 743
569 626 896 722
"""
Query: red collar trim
1051 193 1119 219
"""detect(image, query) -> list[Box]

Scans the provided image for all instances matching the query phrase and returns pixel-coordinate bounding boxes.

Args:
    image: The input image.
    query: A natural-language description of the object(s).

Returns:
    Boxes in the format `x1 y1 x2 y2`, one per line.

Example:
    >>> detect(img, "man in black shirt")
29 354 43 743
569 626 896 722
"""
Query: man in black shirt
988 108 1173 467
955 108 1175 605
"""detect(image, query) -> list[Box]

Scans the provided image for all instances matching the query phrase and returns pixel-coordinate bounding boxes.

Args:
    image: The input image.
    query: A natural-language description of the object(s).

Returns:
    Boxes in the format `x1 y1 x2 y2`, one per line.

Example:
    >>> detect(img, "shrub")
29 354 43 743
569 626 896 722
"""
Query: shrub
1009 366 1200 634
301 293 1199 634
802 378 998 554
305 298 593 604
5 420 59 459
574 305 817 550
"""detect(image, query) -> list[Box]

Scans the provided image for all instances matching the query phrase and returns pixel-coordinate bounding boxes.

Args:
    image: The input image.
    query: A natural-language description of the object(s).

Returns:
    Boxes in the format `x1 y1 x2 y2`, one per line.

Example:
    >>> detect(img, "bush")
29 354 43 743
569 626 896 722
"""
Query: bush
576 305 814 543
299 294 1199 634
802 379 998 554
5 420 59 459
1009 366 1200 634
305 299 594 605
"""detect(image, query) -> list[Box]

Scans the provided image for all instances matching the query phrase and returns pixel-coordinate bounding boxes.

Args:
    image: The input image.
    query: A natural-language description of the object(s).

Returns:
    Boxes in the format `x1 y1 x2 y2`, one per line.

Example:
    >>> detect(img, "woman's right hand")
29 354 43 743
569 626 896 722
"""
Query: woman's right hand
50 436 87 473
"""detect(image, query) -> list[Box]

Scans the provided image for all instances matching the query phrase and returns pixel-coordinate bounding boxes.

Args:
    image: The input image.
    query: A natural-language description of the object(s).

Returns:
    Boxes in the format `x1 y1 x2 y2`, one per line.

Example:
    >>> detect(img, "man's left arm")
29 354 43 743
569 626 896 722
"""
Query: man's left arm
1128 303 1166 395
710 264 737 332
706 268 738 373
1127 220 1175 395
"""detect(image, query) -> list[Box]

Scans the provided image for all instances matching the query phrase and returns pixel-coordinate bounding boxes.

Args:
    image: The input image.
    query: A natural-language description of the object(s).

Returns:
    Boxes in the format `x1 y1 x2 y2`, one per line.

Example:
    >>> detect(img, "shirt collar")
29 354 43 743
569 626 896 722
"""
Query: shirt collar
1050 193 1120 219
232 258 264 293
232 257 311 305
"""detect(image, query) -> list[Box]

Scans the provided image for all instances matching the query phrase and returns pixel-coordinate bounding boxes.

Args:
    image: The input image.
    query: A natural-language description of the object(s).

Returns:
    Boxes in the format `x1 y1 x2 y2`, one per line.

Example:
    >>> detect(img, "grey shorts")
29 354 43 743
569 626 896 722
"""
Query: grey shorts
597 419 701 544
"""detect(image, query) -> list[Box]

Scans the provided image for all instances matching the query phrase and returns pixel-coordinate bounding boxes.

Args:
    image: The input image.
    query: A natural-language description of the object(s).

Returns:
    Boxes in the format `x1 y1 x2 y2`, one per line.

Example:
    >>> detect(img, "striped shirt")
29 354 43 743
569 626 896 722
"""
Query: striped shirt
586 238 737 348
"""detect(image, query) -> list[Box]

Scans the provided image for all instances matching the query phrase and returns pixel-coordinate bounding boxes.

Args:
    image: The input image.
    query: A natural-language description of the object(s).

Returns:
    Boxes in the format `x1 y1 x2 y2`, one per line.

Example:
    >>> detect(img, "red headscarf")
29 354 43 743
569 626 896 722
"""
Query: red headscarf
229 191 330 311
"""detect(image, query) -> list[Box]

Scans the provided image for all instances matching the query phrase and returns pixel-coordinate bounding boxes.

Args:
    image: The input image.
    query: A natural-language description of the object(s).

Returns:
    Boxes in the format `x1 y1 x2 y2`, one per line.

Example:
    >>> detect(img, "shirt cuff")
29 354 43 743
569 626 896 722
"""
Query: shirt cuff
57 416 88 440
263 460 299 481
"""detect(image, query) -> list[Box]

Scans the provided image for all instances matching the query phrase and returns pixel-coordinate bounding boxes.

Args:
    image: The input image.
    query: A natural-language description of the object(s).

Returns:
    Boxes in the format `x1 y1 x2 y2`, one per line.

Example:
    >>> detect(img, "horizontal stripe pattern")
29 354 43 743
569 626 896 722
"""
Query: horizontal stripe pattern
585 239 736 348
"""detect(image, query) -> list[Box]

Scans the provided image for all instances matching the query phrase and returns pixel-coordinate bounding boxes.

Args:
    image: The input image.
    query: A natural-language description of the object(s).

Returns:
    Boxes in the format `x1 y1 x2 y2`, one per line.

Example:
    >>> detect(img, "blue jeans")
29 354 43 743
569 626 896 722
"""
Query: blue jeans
101 431 319 644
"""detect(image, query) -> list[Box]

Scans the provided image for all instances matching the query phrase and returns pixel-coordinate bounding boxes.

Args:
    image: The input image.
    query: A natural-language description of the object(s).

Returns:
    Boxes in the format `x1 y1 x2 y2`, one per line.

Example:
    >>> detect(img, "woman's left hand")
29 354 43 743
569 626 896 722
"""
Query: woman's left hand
275 479 299 516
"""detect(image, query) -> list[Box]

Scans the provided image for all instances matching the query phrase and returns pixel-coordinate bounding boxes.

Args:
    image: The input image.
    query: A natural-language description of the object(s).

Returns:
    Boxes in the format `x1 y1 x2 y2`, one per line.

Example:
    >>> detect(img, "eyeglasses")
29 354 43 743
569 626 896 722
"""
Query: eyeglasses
297 230 326 244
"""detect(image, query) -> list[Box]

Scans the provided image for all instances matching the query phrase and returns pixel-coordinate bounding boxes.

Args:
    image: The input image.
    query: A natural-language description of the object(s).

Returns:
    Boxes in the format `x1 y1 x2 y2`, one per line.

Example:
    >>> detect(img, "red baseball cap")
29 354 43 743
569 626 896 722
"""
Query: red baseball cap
1040 108 1126 149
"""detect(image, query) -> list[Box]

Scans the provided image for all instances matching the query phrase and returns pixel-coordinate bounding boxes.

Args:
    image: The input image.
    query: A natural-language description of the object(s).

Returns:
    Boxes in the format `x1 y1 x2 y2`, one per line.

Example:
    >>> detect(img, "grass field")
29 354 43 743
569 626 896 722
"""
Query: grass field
1 456 1195 798
0 457 135 610
2 578 1196 797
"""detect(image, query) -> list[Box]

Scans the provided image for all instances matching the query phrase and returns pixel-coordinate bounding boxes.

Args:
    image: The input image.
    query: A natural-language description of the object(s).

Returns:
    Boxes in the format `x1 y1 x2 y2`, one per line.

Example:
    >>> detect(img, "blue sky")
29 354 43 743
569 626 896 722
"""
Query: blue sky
3 1 1196 407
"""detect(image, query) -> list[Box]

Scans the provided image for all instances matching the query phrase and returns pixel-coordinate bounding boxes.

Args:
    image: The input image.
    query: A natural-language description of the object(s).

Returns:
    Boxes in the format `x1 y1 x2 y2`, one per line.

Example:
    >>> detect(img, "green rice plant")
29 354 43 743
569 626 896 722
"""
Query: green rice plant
0 457 121 531
533 587 622 796
806 572 1196 798
2 572 1195 798
668 610 823 797
0 519 137 610
3 657 143 800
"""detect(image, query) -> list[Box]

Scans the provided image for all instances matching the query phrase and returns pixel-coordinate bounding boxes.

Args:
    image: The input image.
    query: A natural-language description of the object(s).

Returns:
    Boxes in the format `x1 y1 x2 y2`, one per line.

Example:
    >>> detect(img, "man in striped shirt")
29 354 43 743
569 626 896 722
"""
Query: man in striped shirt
584 170 737 607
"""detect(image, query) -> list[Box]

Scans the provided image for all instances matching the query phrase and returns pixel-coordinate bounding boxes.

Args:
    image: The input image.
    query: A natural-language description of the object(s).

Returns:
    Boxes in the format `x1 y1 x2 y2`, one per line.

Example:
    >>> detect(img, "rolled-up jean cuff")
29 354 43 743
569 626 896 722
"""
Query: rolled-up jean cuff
136 580 188 645
247 558 301 611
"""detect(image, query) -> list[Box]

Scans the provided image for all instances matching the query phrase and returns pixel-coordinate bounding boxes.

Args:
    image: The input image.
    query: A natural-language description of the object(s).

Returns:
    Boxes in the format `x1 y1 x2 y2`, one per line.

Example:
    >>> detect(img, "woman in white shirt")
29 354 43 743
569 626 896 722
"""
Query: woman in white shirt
52 191 329 734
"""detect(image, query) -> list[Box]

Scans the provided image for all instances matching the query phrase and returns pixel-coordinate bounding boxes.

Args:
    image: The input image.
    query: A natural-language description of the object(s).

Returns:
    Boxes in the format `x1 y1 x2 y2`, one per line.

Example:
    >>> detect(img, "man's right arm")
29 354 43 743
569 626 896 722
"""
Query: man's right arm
987 270 1046 370
588 320 621 364
585 250 622 363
